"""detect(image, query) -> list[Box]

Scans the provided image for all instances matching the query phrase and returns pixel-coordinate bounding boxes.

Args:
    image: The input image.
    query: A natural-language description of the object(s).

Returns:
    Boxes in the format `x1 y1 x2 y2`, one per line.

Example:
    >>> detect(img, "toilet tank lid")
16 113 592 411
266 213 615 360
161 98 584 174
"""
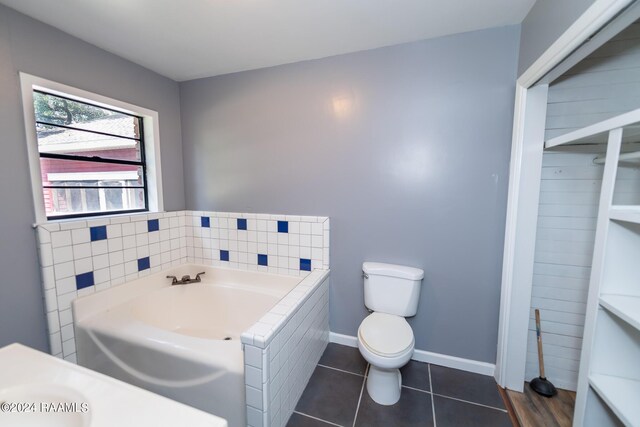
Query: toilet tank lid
362 262 424 280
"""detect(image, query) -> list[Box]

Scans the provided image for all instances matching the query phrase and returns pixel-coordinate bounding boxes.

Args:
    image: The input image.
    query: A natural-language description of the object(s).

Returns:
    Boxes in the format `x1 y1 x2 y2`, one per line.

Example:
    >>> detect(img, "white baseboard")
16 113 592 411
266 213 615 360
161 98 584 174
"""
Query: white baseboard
329 332 359 347
329 332 495 377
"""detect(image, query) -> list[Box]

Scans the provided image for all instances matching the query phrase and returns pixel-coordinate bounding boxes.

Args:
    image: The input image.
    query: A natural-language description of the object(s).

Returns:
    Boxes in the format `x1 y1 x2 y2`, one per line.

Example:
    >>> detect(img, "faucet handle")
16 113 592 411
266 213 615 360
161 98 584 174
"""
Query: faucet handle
166 275 178 284
195 272 205 281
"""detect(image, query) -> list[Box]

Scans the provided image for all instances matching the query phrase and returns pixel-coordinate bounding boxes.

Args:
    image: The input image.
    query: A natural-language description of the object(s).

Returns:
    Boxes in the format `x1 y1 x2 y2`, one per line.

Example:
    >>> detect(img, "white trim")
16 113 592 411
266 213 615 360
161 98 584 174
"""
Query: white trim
538 1 640 86
411 349 495 377
517 0 635 89
495 84 549 392
19 73 164 223
328 332 495 377
328 332 358 348
495 0 634 391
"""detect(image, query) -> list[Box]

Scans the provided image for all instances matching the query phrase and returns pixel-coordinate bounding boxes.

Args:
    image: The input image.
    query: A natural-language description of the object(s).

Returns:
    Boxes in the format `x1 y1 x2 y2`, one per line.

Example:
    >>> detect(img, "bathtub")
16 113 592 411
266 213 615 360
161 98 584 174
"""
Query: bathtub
73 264 330 427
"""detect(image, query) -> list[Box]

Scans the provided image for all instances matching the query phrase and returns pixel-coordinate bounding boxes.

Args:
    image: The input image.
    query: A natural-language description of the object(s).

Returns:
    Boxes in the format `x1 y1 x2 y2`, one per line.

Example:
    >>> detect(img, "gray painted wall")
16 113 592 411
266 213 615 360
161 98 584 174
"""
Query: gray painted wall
519 0 596 76
0 5 185 350
180 26 520 363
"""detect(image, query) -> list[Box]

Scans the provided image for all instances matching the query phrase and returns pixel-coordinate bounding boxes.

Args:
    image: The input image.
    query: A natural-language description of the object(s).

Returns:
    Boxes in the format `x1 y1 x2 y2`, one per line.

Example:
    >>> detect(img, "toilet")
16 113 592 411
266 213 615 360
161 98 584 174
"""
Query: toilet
358 262 424 405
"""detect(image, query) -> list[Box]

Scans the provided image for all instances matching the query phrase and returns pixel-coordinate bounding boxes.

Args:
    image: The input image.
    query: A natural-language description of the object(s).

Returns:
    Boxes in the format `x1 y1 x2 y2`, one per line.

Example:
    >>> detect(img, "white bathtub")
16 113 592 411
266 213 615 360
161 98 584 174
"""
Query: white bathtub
73 264 330 427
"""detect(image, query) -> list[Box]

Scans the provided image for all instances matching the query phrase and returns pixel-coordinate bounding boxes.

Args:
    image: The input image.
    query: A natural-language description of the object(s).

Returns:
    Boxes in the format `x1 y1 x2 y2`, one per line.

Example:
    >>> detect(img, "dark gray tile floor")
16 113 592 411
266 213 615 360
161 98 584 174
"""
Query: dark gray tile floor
288 343 511 427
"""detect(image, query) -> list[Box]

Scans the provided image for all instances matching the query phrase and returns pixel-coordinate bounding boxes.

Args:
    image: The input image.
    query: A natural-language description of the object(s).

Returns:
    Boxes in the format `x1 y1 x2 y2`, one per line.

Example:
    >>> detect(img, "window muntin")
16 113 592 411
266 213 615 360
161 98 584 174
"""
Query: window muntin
34 91 148 219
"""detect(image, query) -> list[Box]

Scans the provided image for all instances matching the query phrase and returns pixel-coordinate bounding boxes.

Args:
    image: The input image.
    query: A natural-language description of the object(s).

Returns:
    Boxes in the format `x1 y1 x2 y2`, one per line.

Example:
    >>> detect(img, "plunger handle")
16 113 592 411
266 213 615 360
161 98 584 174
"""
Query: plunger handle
535 309 546 379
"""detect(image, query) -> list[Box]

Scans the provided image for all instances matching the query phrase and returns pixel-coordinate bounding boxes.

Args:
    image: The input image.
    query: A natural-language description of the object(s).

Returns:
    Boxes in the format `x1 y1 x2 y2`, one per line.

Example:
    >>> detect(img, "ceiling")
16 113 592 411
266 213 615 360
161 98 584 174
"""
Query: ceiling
0 0 536 82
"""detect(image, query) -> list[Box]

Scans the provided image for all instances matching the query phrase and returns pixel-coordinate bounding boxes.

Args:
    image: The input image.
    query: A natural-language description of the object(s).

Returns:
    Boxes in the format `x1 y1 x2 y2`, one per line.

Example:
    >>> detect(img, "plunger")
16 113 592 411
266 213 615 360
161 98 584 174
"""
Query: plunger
530 309 557 397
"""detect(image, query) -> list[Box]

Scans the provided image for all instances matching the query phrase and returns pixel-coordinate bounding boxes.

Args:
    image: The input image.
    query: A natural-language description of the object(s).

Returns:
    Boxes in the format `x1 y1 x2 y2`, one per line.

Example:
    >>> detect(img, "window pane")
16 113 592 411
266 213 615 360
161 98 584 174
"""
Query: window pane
34 91 140 139
46 187 145 217
40 158 144 188
37 124 142 162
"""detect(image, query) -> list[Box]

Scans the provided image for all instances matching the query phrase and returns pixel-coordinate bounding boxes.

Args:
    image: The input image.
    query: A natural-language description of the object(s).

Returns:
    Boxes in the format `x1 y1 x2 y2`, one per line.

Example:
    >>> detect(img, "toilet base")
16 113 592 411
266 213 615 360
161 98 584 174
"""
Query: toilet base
366 365 402 405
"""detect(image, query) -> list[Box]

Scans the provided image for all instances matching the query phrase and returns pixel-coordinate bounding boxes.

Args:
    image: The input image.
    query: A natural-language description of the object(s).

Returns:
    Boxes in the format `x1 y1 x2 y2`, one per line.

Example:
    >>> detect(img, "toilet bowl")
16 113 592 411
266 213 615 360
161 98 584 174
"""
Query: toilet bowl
358 312 414 405
357 262 424 406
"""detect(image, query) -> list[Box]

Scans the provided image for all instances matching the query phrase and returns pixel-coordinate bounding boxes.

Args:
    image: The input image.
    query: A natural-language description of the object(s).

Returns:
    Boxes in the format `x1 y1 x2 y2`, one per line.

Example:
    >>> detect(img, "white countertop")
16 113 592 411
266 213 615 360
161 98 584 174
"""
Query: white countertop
0 343 227 427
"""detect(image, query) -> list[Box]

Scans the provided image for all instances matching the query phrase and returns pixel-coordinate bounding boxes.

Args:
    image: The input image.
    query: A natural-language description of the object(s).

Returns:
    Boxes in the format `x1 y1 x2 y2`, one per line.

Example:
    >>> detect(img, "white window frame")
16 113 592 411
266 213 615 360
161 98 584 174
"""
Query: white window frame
19 73 164 223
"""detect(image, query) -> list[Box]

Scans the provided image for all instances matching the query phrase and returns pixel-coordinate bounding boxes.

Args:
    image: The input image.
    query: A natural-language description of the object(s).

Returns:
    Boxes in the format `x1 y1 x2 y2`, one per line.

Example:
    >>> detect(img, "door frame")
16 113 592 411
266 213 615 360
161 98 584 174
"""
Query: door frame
495 0 635 391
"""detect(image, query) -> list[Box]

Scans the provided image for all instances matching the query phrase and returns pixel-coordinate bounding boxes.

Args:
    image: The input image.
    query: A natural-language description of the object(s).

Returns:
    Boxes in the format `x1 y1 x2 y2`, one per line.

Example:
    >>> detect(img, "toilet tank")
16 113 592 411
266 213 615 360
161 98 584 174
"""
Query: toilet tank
363 262 424 317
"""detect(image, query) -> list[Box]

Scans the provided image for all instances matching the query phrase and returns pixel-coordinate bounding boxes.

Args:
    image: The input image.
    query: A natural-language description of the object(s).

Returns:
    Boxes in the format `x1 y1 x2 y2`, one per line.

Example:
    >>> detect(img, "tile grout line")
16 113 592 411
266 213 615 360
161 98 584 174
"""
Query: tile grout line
428 364 437 427
399 384 509 413
352 363 369 427
293 411 344 427
431 393 509 413
402 384 431 394
317 363 365 377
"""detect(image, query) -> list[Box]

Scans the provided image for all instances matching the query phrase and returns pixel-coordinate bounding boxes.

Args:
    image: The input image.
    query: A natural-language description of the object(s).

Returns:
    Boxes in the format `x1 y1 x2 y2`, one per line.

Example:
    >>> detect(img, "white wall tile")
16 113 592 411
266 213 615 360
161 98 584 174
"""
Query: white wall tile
299 222 311 235
51 230 72 248
42 266 55 290
60 221 86 231
36 209 330 393
91 240 108 256
106 224 122 238
121 223 136 236
54 261 74 279
110 263 125 280
136 234 149 247
57 291 77 311
123 248 137 262
44 289 57 313
55 277 76 296
39 243 54 267
94 268 110 285
246 345 262 368
93 254 110 270
59 309 73 326
53 246 74 264
71 228 90 245
74 257 93 275
73 243 92 260
50 332 62 355
37 227 51 244
109 251 124 266
246 385 263 410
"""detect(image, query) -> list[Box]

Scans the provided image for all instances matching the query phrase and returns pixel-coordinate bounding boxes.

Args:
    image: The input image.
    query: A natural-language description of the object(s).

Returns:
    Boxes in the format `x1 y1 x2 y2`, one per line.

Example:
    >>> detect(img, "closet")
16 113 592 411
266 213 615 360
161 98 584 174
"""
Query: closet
543 111 640 426
523 15 640 427
526 18 640 392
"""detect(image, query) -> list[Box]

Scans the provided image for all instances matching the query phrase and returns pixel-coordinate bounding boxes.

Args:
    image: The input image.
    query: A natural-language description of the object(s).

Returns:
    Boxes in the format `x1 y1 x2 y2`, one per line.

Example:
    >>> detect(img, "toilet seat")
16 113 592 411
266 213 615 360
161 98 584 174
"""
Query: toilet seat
358 312 414 358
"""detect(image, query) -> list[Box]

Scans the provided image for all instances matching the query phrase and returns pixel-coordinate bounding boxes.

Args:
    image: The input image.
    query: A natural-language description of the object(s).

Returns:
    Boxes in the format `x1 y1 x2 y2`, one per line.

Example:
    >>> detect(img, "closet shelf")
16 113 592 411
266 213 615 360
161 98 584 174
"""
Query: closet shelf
544 108 640 149
589 374 640 426
609 206 640 224
599 294 640 332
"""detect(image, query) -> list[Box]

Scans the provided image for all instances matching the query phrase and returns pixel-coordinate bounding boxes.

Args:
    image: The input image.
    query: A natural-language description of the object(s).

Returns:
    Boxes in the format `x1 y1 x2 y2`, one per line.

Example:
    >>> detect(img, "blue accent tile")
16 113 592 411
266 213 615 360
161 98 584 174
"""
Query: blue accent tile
300 258 312 271
277 221 289 233
90 225 107 241
137 257 150 271
258 254 268 266
201 216 210 228
147 219 159 232
237 218 247 230
75 272 94 290
220 250 229 261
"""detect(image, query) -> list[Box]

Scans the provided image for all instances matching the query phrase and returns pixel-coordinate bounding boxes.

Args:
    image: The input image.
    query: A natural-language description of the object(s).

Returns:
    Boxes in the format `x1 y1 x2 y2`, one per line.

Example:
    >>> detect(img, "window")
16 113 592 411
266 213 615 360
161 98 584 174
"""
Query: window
21 74 163 222
34 91 148 219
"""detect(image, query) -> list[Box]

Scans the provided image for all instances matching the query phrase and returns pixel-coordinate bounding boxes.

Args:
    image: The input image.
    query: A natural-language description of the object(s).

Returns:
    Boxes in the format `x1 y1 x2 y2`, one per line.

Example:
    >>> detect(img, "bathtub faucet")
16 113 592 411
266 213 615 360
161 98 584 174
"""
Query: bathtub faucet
166 272 205 285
